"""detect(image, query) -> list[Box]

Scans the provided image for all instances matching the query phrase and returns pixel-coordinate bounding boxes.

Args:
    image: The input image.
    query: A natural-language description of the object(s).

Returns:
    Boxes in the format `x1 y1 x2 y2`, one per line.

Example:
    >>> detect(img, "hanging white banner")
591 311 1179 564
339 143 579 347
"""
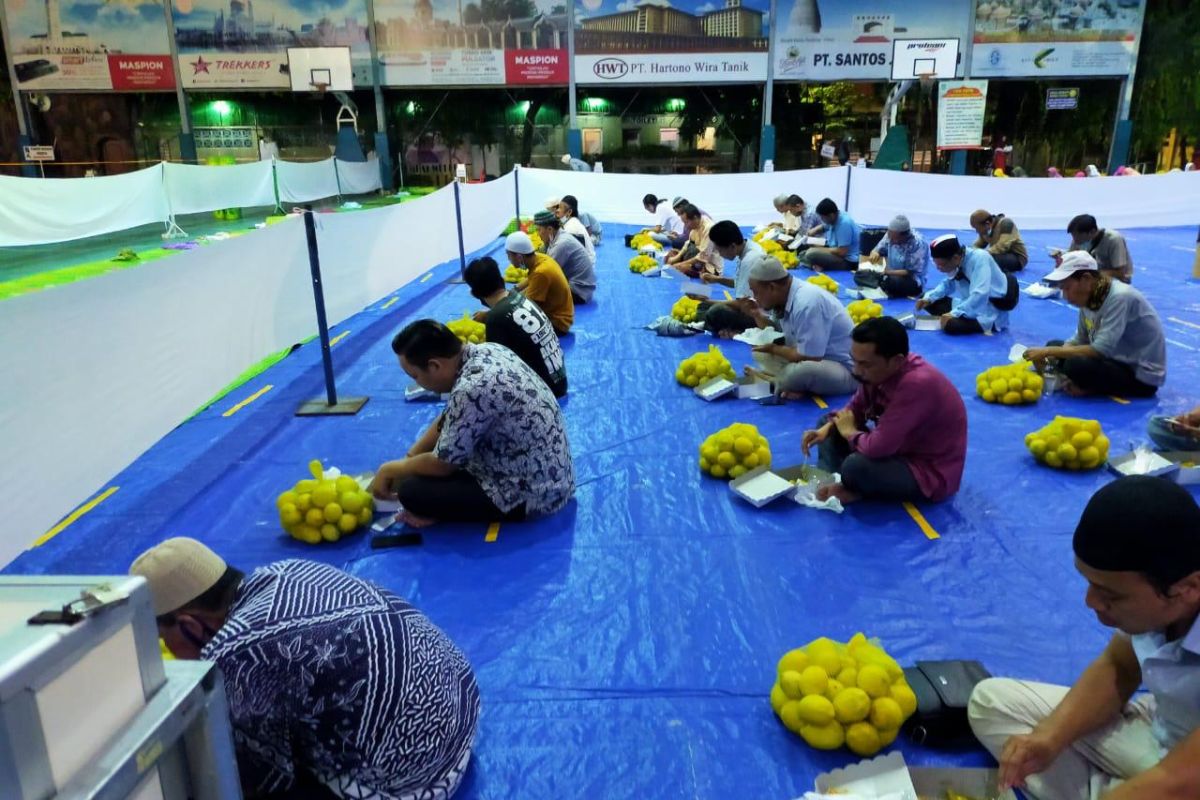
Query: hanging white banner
937 80 988 151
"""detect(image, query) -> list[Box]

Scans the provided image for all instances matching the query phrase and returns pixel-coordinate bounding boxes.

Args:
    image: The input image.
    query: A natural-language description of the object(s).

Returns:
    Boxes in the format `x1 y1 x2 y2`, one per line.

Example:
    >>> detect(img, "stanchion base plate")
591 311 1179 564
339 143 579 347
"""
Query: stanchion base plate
296 396 370 416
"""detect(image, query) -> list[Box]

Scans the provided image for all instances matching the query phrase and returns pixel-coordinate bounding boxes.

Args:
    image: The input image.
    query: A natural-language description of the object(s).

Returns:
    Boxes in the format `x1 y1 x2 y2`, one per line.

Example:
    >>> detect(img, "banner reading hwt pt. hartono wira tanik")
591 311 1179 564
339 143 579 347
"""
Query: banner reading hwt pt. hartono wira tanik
3 0 175 90
971 0 1145 78
773 0 969 80
373 0 567 86
574 0 769 84
173 0 372 88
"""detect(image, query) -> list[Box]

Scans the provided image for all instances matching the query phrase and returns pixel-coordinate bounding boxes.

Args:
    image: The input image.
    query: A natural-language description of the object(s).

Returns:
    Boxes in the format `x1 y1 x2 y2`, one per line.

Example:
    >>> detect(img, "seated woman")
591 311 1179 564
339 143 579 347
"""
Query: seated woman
916 234 1017 336
643 193 687 249
665 204 723 279
1024 251 1165 398
858 214 929 298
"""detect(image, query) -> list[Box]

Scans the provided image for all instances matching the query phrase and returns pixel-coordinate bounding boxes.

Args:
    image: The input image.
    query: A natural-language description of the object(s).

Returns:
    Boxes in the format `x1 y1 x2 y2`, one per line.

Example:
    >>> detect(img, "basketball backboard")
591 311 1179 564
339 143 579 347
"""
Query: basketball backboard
890 38 961 81
287 47 353 92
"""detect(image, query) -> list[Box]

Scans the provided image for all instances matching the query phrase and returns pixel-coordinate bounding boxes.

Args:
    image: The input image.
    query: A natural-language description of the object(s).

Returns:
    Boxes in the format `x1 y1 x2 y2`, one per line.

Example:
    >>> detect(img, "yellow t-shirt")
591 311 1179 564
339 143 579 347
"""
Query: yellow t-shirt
524 252 574 334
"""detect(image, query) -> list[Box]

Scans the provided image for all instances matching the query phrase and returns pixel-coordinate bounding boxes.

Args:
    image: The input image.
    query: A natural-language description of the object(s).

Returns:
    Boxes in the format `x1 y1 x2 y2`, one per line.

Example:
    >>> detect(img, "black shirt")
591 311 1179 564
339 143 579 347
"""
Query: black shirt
484 291 568 397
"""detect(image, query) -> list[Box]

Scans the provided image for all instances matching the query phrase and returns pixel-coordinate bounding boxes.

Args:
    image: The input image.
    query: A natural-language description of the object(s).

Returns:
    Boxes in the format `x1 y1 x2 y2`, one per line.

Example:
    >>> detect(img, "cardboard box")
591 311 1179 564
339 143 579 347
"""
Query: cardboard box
1107 450 1180 481
1159 451 1200 485
728 466 797 508
814 752 1016 800
694 376 738 402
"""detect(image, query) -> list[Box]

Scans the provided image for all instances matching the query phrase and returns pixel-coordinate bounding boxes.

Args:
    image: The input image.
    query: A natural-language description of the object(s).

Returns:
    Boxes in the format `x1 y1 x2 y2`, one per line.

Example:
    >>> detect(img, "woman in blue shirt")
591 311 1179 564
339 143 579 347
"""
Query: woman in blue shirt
916 234 1018 335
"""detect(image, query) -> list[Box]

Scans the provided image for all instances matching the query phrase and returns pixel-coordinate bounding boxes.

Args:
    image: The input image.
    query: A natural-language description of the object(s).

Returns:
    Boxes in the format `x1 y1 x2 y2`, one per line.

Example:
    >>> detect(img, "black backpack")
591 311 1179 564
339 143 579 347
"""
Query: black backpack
901 660 992 746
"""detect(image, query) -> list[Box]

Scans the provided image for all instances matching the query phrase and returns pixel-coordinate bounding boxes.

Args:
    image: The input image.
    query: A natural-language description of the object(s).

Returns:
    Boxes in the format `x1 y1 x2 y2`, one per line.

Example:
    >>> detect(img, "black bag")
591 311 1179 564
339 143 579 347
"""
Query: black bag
901 659 991 746
990 273 1021 311
853 269 884 289
624 233 636 248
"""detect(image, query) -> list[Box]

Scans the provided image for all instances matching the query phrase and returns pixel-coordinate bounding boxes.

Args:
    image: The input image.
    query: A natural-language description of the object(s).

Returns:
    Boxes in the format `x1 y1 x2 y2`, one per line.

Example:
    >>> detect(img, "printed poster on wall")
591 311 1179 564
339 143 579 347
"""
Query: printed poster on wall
971 0 1145 77
172 0 372 88
936 79 987 150
3 0 175 90
373 0 568 86
773 0 969 81
574 0 770 85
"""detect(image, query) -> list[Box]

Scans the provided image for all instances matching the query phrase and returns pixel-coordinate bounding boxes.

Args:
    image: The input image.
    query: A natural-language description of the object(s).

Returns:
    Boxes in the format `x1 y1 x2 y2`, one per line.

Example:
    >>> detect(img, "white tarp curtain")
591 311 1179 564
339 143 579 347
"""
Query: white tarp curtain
516 166 851 227
163 160 277 216
276 158 341 204
335 159 384 195
458 173 517 254
0 164 169 247
847 169 1200 230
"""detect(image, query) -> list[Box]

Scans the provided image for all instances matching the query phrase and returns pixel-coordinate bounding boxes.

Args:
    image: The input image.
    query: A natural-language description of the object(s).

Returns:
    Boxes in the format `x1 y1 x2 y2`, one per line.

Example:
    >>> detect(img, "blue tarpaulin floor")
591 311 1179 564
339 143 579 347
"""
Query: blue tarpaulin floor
7 222 1200 798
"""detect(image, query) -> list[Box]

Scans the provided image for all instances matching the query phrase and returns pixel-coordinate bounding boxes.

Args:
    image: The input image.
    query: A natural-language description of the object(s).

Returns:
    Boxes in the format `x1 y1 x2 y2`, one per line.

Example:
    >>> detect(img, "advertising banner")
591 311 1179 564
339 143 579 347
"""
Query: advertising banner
773 0 969 81
971 0 1145 77
172 0 372 88
374 0 568 86
936 79 987 150
574 0 770 85
4 0 175 90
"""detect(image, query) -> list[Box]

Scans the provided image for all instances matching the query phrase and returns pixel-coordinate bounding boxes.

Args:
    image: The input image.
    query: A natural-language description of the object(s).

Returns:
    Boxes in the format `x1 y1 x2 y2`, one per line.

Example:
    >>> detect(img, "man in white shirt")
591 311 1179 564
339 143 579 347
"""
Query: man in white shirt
969 476 1200 800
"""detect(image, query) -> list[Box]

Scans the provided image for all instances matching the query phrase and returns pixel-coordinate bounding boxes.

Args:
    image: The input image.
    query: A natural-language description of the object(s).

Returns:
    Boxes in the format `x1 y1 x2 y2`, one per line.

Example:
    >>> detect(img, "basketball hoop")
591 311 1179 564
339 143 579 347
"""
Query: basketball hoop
311 82 329 94
918 72 936 92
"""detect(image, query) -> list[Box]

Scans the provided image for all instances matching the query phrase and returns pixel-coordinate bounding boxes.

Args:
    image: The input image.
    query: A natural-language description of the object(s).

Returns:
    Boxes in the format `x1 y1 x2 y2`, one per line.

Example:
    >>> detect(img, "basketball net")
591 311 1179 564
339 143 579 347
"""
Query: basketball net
918 72 936 92
311 82 330 94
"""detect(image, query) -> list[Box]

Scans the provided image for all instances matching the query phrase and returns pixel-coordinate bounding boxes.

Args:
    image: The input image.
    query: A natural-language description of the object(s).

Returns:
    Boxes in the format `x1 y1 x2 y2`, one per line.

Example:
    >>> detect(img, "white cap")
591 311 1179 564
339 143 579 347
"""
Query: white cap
505 231 535 255
748 256 788 282
561 154 572 164
544 196 562 210
130 537 227 616
1043 250 1098 283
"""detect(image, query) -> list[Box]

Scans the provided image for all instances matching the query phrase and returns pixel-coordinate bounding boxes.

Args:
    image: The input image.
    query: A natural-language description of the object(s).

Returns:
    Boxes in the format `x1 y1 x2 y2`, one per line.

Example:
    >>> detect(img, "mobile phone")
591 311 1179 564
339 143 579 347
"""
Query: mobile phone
371 533 423 549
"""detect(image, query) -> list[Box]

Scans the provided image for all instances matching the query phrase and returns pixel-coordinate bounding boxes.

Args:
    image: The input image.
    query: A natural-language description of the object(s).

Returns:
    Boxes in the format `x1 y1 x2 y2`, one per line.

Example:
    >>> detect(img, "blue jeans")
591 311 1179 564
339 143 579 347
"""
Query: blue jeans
1147 417 1200 452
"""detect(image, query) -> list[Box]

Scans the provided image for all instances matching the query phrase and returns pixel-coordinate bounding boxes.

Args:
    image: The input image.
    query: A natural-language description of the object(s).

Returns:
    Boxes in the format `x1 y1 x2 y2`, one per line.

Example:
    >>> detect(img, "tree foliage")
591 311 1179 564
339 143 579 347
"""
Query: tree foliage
463 0 537 24
1129 0 1200 167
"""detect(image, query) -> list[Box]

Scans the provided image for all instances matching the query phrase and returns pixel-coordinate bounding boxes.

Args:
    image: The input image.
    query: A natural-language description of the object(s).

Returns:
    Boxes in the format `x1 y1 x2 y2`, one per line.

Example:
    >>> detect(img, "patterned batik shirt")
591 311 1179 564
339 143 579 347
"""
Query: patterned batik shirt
434 342 575 515
201 560 480 800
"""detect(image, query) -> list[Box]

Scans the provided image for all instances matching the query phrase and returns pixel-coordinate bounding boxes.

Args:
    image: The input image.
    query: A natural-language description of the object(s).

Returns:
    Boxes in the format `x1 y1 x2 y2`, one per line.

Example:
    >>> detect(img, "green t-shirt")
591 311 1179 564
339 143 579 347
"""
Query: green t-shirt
484 291 568 397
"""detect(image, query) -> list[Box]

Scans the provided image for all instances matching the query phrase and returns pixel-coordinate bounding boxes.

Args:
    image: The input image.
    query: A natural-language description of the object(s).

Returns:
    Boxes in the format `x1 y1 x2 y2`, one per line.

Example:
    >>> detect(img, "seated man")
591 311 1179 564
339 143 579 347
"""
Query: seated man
372 320 574 527
1024 251 1164 398
969 476 1200 800
533 209 595 303
740 256 857 399
858 214 929 298
666 204 724 278
765 194 790 229
801 316 966 505
1148 403 1200 452
132 537 480 800
799 197 860 272
578 209 602 244
643 193 686 248
464 256 568 397
548 195 596 261
703 220 766 299
1061 214 1134 283
917 234 1017 335
969 209 1028 273
504 231 574 334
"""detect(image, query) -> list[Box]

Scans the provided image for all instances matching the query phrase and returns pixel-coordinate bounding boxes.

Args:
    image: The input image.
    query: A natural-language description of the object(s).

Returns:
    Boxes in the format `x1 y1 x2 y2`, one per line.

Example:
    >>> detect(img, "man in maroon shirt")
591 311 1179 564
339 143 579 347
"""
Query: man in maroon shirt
801 316 967 505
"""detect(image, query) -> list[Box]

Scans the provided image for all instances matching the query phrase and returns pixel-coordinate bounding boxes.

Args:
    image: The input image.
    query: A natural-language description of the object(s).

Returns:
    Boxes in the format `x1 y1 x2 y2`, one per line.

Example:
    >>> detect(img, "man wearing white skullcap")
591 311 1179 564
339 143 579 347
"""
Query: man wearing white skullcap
505 231 573 333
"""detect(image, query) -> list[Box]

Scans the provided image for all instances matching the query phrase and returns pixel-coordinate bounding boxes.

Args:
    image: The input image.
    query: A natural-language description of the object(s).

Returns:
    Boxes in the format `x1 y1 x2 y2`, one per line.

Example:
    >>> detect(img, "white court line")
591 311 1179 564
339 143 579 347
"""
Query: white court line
1170 316 1200 331
1168 339 1198 351
1171 245 1195 253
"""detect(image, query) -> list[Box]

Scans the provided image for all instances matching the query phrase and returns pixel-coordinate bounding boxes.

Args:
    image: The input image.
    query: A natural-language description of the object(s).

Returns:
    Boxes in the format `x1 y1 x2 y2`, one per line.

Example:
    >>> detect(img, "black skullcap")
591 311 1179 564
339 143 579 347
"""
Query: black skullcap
1074 475 1200 588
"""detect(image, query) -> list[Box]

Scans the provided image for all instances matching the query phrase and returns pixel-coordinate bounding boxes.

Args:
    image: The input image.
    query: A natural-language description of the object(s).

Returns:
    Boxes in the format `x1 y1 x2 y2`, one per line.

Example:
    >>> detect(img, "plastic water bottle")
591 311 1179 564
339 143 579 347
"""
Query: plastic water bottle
1043 362 1059 395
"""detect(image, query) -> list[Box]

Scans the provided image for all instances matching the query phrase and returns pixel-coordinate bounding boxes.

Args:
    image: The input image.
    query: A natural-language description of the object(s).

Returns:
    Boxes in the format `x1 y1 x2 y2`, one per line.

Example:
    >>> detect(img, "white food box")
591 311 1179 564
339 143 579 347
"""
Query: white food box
1107 450 1180 480
1160 451 1200 486
681 280 713 298
814 752 1015 800
694 376 738 402
736 378 773 400
728 466 797 508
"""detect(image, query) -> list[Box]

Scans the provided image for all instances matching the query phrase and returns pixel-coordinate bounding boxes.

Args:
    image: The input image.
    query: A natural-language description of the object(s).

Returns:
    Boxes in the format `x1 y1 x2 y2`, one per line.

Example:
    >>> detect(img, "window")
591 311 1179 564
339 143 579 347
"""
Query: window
695 126 716 151
659 128 680 150
582 128 603 155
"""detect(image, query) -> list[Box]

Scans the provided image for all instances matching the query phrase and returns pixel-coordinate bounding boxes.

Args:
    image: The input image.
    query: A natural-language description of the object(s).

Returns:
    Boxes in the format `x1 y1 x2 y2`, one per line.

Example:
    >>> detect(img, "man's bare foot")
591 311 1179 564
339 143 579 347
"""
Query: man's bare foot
779 390 808 401
398 509 437 528
816 482 861 505
1060 377 1086 397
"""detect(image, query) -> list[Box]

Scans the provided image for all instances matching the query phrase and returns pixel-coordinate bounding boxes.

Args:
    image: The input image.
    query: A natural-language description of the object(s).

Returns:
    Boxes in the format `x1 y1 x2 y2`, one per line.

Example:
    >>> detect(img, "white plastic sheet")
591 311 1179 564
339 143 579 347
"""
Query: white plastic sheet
276 158 341 204
516 166 850 226
0 164 169 247
335 159 384 195
163 160 277 215
458 173 517 254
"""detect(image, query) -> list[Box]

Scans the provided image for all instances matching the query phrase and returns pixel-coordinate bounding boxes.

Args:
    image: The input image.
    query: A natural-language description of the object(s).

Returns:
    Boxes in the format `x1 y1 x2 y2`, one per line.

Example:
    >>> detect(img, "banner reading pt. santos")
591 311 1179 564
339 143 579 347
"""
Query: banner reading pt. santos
773 0 969 81
575 0 770 85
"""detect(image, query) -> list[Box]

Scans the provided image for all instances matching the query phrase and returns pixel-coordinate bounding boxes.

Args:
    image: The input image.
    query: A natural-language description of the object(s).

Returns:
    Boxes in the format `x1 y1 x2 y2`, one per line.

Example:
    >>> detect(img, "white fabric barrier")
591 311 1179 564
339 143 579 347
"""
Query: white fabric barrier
0 164 169 247
276 158 341 204
516 166 850 227
847 169 1200 230
335 159 384 195
163 160 277 215
458 173 517 254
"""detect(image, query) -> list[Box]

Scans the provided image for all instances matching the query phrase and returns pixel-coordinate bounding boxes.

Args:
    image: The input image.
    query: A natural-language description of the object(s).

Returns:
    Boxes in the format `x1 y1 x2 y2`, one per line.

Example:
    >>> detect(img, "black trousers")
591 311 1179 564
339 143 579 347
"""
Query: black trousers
992 252 1025 273
925 298 984 335
817 418 925 502
1046 340 1158 398
396 471 528 522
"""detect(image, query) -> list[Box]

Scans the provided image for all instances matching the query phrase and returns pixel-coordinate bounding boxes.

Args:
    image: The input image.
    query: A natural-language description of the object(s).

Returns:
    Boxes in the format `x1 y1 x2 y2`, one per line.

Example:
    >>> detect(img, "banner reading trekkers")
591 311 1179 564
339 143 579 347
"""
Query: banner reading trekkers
971 0 1146 78
574 0 770 85
172 0 372 88
773 0 969 81
373 0 568 86
3 0 175 90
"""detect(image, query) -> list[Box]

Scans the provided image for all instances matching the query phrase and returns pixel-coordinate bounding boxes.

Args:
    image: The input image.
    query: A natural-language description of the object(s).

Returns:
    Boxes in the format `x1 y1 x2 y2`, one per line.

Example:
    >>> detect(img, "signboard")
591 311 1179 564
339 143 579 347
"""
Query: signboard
937 79 988 150
3 0 175 90
773 0 970 81
172 0 372 88
971 1 1145 77
574 0 770 84
374 0 567 86
1046 87 1079 110
23 145 55 160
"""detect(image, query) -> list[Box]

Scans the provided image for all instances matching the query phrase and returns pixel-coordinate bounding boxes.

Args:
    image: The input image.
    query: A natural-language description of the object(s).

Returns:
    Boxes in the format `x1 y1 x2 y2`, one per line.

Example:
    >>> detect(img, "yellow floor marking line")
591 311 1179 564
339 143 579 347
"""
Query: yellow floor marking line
903 502 940 540
811 395 828 409
485 522 500 543
381 296 399 309
31 487 119 548
223 385 273 417
330 331 350 347
723 290 732 300
1110 396 1130 405
420 272 433 283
